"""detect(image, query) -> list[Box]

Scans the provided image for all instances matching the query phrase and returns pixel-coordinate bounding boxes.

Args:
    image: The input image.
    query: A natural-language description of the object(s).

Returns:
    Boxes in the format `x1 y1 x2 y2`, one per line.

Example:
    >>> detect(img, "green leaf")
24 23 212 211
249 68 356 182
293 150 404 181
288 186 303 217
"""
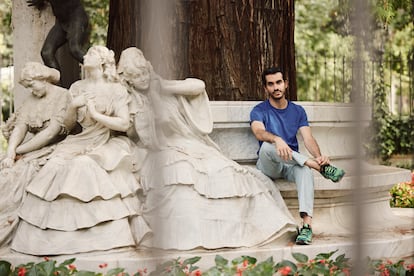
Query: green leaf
39 261 55 276
76 271 98 276
0 261 11 276
292 252 309 263
188 265 199 272
274 260 297 271
316 249 337 259
242 255 257 265
106 267 125 276
182 256 201 266
202 267 221 276
214 255 229 268
60 258 76 266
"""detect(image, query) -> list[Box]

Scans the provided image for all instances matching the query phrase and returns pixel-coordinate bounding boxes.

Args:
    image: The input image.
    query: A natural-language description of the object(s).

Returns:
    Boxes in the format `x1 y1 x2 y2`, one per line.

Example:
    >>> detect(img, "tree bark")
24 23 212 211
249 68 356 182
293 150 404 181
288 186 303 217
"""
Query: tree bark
107 0 297 100
185 0 296 100
107 0 141 62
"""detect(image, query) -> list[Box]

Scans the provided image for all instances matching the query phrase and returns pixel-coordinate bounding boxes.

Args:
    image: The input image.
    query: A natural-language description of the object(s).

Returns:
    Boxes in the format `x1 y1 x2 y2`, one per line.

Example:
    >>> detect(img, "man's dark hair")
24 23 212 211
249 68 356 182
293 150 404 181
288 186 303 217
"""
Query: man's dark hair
261 67 285 86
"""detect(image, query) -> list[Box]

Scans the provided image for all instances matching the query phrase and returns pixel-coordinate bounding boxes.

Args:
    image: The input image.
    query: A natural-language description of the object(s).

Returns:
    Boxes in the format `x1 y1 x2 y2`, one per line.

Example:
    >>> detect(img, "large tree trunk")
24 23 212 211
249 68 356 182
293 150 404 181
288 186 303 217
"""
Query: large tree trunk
186 0 296 100
107 0 141 62
107 0 296 100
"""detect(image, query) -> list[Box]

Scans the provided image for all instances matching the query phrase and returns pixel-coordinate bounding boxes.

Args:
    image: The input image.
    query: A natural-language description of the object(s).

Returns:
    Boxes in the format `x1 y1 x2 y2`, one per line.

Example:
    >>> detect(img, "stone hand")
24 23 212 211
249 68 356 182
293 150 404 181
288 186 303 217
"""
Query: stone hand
0 156 15 169
87 101 99 118
71 95 86 108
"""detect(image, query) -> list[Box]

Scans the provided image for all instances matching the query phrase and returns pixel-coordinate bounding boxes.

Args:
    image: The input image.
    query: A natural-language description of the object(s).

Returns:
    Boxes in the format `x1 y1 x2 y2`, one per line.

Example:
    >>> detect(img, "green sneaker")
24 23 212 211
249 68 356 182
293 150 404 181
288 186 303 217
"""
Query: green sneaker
296 224 312 245
320 164 345 182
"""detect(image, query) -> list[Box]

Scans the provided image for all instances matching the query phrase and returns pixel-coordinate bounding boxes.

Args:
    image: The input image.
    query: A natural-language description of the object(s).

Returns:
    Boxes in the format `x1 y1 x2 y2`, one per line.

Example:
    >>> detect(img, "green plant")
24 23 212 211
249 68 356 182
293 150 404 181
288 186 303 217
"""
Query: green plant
0 250 413 276
389 172 414 208
148 257 201 276
0 257 129 276
365 114 414 163
366 257 414 276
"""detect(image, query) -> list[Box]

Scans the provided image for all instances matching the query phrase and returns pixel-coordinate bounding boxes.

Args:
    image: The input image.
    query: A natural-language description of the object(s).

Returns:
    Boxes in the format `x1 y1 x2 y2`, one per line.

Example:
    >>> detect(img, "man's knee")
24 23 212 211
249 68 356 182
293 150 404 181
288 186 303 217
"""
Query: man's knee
258 142 276 160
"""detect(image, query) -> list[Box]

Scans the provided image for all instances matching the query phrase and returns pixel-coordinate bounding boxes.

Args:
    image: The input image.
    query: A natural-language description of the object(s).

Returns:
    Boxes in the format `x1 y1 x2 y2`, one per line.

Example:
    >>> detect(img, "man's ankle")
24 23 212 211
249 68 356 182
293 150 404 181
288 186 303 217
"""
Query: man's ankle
300 212 312 227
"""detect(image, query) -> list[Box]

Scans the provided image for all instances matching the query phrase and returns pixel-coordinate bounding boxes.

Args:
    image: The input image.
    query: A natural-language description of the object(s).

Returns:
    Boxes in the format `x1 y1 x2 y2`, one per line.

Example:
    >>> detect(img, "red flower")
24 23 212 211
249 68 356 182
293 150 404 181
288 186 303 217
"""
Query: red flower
18 267 27 276
380 268 390 276
193 270 202 276
68 264 76 271
342 268 350 276
137 267 148 275
99 263 108 269
278 266 292 276
406 263 414 271
243 259 249 267
44 257 50 261
386 259 393 265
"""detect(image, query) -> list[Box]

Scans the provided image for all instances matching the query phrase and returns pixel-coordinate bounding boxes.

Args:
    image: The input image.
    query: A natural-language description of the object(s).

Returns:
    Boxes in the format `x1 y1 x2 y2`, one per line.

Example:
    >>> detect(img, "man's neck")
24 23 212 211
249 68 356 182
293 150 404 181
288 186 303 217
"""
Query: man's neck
269 97 288 109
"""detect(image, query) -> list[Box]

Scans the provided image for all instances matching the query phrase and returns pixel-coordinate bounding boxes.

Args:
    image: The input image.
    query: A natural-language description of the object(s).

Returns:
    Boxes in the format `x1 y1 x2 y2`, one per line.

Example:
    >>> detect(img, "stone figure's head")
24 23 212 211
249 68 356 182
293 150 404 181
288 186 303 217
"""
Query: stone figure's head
19 62 60 97
117 47 152 91
83 45 118 82
20 62 60 85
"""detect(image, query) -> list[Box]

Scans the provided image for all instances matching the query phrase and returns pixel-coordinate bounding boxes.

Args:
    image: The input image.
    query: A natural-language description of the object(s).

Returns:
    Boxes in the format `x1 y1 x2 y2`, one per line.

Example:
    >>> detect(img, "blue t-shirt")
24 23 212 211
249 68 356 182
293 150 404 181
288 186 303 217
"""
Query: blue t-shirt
250 100 309 152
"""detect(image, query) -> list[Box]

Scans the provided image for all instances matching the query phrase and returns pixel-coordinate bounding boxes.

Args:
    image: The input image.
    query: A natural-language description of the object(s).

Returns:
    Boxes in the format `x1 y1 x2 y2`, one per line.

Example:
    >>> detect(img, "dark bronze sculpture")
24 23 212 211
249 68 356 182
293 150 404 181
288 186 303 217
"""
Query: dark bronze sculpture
26 0 90 71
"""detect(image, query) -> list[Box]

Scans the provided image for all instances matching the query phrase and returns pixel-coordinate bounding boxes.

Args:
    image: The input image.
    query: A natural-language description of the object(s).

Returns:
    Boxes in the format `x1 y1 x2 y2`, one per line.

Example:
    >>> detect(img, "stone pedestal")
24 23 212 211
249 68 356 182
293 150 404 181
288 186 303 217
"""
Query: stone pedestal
1 101 412 272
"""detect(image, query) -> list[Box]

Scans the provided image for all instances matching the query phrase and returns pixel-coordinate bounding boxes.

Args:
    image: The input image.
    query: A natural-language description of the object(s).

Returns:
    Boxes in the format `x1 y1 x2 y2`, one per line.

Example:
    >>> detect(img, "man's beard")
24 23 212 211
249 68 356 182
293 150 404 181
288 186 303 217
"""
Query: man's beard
270 91 284 101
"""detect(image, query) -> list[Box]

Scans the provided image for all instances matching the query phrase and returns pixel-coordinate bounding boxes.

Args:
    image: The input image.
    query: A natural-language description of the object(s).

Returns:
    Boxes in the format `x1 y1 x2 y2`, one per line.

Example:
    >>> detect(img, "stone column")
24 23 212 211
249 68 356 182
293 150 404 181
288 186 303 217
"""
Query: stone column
12 0 54 108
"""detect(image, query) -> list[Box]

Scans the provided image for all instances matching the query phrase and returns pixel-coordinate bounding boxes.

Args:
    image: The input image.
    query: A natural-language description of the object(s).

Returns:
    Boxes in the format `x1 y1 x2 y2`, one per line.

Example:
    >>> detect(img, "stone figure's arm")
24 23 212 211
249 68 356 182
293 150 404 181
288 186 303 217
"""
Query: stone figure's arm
15 120 62 155
87 101 130 132
63 93 86 131
160 78 206 96
0 124 28 168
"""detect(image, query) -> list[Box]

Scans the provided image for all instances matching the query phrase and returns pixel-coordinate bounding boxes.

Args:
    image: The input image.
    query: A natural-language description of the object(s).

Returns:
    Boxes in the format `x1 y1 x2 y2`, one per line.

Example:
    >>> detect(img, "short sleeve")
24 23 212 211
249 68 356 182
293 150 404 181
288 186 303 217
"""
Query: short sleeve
250 105 264 124
297 105 309 128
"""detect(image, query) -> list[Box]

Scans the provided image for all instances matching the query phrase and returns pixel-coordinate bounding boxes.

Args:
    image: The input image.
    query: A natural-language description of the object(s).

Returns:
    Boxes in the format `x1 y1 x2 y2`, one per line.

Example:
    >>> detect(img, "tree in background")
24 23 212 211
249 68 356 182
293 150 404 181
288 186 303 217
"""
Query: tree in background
106 0 296 101
295 0 353 102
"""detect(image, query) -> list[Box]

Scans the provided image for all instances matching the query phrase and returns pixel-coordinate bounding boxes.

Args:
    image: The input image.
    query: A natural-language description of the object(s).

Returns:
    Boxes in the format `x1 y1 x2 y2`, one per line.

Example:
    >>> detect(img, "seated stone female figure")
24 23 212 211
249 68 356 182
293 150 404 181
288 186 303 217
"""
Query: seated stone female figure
0 62 70 248
117 47 298 250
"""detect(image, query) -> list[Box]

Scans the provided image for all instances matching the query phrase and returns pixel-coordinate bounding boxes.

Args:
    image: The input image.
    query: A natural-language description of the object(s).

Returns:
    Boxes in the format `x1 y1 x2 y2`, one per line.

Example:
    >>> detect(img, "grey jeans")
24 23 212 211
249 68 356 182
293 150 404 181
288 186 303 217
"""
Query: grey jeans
256 142 314 217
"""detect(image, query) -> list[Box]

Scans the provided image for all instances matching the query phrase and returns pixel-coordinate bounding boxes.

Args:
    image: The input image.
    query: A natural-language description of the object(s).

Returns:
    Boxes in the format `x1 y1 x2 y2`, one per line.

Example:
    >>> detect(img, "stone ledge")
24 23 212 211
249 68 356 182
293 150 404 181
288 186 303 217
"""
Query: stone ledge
1 228 413 274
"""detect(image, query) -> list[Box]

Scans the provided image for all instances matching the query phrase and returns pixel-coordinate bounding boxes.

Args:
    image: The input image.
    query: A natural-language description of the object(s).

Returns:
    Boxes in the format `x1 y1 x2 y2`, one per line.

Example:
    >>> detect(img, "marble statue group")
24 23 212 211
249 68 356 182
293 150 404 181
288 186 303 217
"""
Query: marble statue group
0 45 298 256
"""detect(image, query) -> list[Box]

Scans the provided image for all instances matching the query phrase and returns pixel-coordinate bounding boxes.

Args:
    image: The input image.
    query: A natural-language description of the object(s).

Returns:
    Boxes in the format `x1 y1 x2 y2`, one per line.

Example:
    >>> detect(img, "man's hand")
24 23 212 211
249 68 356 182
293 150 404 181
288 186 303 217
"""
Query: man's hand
273 136 292 161
315 155 330 166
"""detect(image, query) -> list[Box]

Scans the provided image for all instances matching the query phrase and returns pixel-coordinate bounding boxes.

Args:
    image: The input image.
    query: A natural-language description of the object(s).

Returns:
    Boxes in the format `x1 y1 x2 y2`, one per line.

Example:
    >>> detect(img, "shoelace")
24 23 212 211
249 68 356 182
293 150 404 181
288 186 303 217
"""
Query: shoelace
323 166 337 176
298 228 312 239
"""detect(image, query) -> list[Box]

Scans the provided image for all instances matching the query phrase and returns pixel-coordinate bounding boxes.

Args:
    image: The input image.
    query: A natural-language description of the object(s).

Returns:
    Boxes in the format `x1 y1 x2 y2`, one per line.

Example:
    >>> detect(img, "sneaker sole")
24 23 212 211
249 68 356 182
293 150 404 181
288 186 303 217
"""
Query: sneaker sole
295 239 312 245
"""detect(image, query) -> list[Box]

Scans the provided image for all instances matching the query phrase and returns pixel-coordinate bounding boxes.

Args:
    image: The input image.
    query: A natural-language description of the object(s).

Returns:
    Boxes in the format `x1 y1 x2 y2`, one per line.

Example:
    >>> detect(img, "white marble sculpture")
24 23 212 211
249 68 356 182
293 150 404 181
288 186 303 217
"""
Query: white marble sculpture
0 62 70 247
11 46 150 255
117 47 298 250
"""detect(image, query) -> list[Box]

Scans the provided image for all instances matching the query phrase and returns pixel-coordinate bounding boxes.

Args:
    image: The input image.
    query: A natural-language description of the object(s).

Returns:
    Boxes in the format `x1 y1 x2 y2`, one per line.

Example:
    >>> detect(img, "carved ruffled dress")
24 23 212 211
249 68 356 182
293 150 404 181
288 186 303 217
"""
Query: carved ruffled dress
135 78 298 250
11 82 150 255
0 85 69 248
